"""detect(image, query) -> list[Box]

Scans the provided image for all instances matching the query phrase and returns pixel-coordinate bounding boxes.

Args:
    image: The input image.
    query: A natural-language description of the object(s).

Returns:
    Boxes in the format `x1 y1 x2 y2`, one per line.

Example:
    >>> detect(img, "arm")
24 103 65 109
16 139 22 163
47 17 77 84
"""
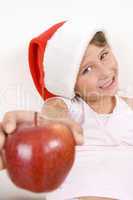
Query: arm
0 98 83 170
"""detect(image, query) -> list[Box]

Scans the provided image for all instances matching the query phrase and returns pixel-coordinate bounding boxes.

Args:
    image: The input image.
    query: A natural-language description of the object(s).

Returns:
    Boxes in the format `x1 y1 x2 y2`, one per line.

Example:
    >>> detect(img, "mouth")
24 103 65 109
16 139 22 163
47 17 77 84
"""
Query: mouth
98 75 117 91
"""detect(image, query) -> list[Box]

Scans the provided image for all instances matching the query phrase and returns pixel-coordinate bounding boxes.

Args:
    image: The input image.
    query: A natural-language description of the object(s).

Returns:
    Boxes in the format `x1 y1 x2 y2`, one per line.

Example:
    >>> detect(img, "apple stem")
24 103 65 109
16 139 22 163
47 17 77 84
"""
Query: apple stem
34 112 38 126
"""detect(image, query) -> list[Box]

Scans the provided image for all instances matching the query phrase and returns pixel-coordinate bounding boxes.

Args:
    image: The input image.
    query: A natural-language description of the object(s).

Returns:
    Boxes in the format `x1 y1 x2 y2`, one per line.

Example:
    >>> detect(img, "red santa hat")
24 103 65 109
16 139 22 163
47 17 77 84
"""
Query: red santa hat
28 19 102 100
28 21 65 100
28 18 133 100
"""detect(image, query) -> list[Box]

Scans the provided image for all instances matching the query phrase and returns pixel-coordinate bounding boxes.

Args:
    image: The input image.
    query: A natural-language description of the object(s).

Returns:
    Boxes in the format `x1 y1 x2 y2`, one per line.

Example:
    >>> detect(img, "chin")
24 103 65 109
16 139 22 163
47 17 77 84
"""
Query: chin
85 92 101 102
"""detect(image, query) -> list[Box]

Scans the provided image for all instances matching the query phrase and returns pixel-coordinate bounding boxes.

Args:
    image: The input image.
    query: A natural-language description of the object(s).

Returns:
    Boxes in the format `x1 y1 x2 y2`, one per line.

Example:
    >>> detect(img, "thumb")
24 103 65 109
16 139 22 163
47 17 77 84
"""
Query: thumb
2 111 35 134
2 112 17 134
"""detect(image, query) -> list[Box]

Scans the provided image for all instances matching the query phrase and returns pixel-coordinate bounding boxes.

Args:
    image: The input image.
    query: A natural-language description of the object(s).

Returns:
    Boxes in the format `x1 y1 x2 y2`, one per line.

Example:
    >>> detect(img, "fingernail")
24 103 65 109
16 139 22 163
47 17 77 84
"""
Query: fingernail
5 123 15 134
77 135 84 145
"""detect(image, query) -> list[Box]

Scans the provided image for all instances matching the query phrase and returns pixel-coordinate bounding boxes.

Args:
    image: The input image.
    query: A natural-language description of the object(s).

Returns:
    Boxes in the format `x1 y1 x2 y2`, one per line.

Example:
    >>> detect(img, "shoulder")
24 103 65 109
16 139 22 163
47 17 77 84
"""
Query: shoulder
119 96 133 110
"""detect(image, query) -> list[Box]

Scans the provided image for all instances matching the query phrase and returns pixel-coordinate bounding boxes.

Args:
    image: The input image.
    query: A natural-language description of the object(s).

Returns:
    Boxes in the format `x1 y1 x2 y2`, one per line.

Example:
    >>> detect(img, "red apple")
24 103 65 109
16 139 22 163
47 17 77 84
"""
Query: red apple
4 122 75 193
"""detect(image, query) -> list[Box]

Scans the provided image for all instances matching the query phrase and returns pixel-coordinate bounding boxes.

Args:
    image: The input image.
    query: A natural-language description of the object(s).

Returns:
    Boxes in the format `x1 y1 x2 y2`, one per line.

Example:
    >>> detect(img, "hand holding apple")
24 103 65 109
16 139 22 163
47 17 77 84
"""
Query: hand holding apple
4 120 75 192
0 103 83 191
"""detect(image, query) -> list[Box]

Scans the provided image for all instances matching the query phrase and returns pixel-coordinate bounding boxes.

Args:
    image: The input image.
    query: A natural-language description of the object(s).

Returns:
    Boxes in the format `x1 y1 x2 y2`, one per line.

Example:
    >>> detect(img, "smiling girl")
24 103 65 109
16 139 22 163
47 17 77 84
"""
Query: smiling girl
0 20 133 200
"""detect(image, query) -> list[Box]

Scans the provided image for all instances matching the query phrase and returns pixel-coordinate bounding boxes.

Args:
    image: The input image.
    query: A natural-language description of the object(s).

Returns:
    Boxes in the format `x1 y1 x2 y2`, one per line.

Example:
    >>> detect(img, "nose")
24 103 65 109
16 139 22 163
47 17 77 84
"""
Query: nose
97 62 112 79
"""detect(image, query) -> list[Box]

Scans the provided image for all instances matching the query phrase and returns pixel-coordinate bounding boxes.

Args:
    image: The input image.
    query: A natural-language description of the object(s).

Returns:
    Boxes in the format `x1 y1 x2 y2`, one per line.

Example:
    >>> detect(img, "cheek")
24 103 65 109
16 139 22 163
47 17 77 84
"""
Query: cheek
76 75 98 93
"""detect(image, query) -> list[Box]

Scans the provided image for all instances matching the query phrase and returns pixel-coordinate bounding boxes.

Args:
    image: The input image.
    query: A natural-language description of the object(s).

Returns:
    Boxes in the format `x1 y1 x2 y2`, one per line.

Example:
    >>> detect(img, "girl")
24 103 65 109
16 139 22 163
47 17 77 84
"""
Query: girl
0 19 133 200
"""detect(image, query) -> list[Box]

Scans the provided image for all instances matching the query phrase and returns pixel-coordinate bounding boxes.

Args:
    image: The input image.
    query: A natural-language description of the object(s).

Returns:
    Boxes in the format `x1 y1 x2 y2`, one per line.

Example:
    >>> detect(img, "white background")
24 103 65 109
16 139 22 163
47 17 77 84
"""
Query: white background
0 0 133 199
0 0 133 120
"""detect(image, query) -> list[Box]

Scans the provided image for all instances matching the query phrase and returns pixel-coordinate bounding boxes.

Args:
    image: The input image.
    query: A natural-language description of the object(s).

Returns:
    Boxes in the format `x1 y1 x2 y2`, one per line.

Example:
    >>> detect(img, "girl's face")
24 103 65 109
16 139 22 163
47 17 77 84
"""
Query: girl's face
75 44 119 102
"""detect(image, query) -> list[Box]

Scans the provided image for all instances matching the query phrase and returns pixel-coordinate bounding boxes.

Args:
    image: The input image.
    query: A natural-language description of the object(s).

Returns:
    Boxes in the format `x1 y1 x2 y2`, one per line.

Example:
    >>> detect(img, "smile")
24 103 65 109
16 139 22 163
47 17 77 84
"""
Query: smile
99 76 117 90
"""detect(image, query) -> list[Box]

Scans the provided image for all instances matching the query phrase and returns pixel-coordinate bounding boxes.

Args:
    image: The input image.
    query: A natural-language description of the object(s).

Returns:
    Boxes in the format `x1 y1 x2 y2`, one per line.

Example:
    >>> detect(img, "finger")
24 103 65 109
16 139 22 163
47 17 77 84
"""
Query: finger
68 122 84 145
2 111 35 134
0 158 3 170
0 123 6 149
0 153 5 170
58 118 84 143
0 132 6 150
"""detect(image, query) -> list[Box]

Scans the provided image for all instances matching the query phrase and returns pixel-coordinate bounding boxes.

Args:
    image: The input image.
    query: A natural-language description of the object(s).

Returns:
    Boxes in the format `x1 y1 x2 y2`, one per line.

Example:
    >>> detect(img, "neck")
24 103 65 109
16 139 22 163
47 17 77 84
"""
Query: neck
86 95 116 114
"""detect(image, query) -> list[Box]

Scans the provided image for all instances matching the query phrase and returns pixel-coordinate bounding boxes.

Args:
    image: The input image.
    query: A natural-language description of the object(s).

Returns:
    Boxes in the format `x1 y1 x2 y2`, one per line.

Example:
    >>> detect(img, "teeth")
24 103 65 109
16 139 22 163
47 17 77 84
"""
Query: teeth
100 78 113 89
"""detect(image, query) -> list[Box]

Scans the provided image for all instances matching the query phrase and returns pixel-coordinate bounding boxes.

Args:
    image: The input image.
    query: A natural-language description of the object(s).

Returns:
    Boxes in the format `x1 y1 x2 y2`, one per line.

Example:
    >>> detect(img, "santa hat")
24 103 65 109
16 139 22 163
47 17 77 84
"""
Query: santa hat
28 18 133 100
28 21 65 100
28 19 103 100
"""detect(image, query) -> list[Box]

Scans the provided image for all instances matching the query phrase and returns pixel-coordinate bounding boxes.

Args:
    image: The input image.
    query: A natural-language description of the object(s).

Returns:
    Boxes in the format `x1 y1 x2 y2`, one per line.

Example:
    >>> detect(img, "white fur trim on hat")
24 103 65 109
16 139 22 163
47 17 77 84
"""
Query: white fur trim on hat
43 19 103 99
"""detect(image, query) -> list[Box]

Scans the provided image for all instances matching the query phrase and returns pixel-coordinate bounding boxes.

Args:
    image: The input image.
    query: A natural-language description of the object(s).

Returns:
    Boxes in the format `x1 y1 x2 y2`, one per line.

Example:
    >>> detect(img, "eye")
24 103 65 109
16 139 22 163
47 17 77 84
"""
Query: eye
82 66 92 74
100 51 109 60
